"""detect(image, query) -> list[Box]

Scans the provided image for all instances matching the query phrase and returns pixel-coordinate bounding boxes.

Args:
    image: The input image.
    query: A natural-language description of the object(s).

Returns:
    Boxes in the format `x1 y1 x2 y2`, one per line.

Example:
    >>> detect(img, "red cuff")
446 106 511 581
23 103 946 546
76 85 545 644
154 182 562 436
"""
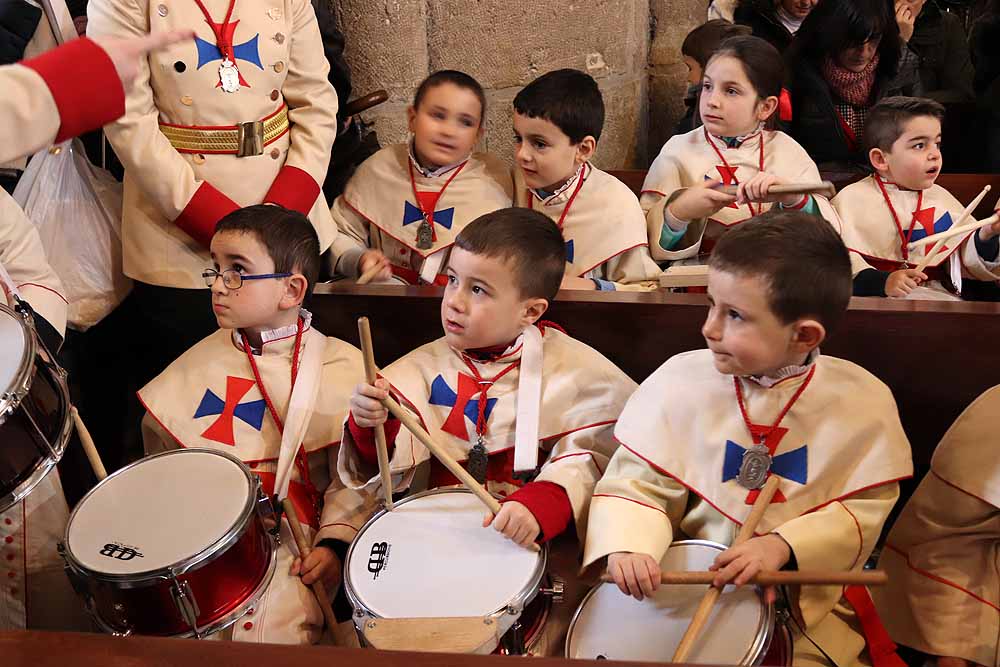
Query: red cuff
175 182 240 248
347 412 399 466
264 165 320 215
504 481 573 543
23 37 125 144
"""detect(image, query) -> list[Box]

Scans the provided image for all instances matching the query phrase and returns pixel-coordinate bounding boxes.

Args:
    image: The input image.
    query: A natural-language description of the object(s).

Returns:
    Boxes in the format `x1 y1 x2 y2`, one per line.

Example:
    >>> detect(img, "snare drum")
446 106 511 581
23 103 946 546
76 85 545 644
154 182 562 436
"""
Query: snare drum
60 449 277 638
566 540 793 665
345 488 550 655
0 303 72 513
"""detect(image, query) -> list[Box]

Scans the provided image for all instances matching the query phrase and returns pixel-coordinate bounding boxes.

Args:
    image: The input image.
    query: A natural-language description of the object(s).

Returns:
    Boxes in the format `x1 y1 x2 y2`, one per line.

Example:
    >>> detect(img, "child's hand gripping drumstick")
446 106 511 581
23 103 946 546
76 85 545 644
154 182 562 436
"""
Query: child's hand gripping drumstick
672 475 781 663
355 318 539 552
282 499 339 635
357 317 394 510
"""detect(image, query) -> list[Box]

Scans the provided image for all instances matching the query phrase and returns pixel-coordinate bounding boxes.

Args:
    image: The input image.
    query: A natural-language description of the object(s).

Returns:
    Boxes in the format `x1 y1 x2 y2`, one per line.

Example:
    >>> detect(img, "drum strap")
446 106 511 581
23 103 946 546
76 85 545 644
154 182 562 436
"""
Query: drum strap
843 585 906 667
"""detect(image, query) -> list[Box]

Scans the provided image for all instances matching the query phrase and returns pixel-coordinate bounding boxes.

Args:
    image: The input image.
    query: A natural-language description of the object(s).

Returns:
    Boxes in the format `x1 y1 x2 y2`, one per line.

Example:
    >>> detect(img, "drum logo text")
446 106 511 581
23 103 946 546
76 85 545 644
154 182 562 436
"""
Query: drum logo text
368 541 390 579
99 542 145 561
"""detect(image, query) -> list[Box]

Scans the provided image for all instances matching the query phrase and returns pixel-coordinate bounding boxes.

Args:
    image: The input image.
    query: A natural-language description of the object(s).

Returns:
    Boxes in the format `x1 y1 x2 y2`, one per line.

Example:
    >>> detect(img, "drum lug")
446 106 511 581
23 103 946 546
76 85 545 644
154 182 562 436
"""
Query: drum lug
170 577 203 639
540 576 565 604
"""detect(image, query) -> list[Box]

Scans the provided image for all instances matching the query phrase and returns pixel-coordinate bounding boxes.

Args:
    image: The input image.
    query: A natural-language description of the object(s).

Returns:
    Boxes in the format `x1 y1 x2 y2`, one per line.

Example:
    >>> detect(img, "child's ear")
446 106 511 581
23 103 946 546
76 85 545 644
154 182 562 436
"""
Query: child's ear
521 297 550 327
869 147 889 172
756 96 779 123
575 136 597 164
406 105 418 134
791 318 826 354
280 274 308 310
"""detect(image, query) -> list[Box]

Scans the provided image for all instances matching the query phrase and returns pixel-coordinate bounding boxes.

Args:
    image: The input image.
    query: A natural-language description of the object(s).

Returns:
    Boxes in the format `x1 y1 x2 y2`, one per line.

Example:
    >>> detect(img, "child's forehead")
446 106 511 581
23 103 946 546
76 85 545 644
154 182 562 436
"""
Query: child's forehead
709 267 773 305
704 55 749 82
420 82 482 111
895 115 942 142
210 230 271 261
512 111 568 139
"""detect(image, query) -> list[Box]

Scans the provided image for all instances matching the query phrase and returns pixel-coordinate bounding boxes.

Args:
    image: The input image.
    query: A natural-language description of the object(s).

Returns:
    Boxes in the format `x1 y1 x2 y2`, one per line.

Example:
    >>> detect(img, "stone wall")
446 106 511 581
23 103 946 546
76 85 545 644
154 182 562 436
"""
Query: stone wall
334 0 703 170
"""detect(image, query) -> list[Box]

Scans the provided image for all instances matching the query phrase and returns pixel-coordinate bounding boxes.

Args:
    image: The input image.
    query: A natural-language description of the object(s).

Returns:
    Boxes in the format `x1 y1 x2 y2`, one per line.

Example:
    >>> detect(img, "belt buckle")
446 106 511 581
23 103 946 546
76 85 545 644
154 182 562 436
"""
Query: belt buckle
237 120 264 158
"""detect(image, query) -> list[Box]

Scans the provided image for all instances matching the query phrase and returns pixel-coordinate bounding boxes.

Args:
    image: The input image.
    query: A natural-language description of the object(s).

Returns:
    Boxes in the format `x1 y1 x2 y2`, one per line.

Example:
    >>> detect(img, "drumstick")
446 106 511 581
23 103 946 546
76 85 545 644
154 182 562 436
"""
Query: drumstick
356 262 384 286
913 186 992 272
600 569 887 587
672 476 780 663
716 181 836 198
281 498 339 635
71 406 107 481
357 317 394 510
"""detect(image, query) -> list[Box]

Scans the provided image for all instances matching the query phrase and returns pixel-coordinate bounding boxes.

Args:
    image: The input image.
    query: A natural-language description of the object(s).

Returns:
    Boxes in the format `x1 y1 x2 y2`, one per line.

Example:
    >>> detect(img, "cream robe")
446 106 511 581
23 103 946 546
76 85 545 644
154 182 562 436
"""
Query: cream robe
641 127 838 262
833 176 1000 299
514 164 661 290
585 350 913 667
329 144 513 284
873 385 1000 666
139 321 373 644
87 0 338 288
0 189 85 632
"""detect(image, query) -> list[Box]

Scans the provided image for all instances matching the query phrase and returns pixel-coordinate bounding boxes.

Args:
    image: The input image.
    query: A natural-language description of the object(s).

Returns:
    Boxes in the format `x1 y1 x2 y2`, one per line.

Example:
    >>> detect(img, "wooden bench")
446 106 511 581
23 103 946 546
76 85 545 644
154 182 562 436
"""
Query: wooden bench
311 284 1000 470
608 170 1000 221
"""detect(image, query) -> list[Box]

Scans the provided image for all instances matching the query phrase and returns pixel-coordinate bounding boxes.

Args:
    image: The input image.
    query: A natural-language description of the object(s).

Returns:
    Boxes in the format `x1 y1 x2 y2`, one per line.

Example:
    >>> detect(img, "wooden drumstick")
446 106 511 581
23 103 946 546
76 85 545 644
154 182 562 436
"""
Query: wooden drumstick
281 498 339 635
671 475 781 663
601 569 887 587
357 317 394 510
914 186 992 273
71 406 107 481
356 261 385 286
716 181 836 198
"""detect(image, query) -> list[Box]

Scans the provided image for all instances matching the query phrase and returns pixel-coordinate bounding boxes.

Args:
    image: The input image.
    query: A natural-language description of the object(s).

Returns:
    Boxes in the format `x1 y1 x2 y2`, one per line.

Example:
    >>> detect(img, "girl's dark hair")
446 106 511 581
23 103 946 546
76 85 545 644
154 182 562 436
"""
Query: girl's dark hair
413 70 487 125
787 0 901 79
708 35 785 99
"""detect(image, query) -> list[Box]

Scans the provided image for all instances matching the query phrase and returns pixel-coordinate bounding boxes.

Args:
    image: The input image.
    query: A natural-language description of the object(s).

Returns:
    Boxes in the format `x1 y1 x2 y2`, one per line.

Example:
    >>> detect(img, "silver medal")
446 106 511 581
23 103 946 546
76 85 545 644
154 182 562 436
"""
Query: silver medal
737 444 772 490
416 219 434 250
219 58 240 93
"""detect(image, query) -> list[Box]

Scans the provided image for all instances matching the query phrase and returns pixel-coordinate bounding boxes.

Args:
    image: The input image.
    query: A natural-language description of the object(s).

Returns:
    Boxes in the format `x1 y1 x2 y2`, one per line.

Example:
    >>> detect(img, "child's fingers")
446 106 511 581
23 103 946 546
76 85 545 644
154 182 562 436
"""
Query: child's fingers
712 556 747 588
611 562 630 597
492 508 511 533
733 559 761 586
630 559 655 600
289 557 301 576
764 585 778 605
644 558 662 592
358 382 389 400
482 513 495 528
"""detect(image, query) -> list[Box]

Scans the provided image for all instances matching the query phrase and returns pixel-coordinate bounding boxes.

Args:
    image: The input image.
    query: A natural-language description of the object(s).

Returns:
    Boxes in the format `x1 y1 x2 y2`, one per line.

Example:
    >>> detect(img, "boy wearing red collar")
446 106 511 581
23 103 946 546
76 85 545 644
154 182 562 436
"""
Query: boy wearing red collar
584 211 913 667
512 69 661 291
329 70 512 286
139 205 369 644
833 96 1000 300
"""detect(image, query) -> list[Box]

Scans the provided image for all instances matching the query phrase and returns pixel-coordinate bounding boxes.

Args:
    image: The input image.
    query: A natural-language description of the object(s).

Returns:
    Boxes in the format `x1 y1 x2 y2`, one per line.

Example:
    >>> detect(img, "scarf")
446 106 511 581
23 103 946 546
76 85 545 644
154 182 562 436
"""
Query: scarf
821 53 880 106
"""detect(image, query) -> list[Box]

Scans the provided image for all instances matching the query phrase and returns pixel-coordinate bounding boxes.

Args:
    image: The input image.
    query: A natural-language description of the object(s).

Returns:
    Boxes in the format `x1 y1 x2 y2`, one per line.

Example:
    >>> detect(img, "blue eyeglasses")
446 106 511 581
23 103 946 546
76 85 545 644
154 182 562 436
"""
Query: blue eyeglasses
202 268 292 289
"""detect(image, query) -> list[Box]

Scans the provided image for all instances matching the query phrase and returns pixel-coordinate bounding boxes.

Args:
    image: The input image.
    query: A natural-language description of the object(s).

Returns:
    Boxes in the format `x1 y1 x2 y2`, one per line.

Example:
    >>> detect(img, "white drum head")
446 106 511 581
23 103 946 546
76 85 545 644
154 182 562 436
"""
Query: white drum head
67 450 251 575
0 307 27 396
347 489 544 618
567 541 770 664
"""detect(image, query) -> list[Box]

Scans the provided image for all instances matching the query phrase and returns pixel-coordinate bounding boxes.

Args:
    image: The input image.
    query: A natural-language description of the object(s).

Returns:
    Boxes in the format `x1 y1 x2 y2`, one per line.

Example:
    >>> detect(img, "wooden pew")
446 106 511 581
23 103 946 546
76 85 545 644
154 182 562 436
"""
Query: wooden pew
0 630 639 667
311 284 1000 468
608 170 1000 220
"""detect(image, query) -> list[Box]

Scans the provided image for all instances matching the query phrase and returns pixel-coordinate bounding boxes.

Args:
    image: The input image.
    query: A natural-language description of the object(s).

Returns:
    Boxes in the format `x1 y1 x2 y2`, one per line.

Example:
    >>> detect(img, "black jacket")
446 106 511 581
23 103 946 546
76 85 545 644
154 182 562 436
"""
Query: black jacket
734 0 794 53
909 1 974 103
0 0 41 65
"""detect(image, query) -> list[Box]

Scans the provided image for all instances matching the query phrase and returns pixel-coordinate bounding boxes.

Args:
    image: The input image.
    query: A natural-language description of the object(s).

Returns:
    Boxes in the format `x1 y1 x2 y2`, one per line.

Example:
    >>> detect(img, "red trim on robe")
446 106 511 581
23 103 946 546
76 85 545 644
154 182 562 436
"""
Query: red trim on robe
22 38 124 144
592 492 670 517
175 182 240 248
881 543 1000 612
16 282 67 303
265 165 320 215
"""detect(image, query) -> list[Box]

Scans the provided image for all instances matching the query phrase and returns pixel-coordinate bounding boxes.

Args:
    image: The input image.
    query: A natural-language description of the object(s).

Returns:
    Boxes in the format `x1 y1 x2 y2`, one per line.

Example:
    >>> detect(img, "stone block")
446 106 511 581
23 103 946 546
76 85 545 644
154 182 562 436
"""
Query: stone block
648 63 693 158
424 0 649 89
650 0 708 66
596 74 648 170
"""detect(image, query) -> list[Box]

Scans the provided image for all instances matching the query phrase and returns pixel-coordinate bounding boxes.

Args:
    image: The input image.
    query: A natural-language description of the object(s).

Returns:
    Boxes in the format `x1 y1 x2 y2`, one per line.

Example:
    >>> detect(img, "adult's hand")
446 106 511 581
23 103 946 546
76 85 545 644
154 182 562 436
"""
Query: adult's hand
895 0 915 44
92 29 193 88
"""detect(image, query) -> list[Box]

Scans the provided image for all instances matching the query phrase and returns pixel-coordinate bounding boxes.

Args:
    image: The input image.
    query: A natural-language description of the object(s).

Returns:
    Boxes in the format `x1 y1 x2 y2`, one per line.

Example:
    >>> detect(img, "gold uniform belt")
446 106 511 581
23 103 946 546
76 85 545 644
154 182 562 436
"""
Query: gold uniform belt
159 105 289 158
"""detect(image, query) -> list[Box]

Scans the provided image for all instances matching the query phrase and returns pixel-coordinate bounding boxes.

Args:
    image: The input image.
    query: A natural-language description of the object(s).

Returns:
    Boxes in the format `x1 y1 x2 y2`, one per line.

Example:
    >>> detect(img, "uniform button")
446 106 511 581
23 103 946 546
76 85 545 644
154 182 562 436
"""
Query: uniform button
4 537 12 544
243 621 253 630
174 61 186 73
4 518 11 525
269 148 280 160
181 95 193 106
157 3 168 16
248 461 258 469
5 554 13 561
399 248 408 256
273 61 285 73
192 154 206 165
246 608 254 616
269 89 280 101
273 33 285 44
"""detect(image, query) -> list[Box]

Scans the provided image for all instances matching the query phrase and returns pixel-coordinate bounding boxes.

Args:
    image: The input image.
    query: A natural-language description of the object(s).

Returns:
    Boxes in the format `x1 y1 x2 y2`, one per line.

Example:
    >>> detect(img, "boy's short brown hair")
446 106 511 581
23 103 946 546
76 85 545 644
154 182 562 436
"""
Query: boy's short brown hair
709 209 852 331
681 20 752 69
454 208 566 302
214 204 321 297
863 96 946 153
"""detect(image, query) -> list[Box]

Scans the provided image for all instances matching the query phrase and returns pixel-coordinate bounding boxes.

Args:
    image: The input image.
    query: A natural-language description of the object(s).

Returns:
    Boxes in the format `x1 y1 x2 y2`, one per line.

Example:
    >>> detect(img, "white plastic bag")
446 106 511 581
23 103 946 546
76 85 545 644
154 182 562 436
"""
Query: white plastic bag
13 140 131 330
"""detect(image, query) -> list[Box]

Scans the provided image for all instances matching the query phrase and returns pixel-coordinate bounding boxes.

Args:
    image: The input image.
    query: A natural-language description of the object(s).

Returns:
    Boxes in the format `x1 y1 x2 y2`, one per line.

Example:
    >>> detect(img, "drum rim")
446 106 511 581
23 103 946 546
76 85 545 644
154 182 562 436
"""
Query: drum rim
344 487 548 625
564 539 775 665
0 306 72 513
0 303 37 420
63 448 264 585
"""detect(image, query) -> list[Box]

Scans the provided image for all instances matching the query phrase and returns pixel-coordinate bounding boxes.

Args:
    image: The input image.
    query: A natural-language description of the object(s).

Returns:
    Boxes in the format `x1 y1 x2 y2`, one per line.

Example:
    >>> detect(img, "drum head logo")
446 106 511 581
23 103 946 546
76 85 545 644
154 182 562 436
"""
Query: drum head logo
99 542 144 561
368 541 390 579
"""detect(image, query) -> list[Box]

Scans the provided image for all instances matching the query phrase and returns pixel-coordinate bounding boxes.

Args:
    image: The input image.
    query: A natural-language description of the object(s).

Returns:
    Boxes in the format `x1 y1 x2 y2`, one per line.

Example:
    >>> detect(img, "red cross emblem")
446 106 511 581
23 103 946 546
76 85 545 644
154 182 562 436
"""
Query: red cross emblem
193 376 267 446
